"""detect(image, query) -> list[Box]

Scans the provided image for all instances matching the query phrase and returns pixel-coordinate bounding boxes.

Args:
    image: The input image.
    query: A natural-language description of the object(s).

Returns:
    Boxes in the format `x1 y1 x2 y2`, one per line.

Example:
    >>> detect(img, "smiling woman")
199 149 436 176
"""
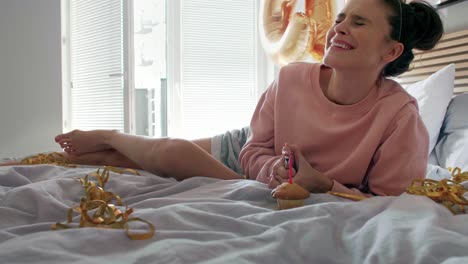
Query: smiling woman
240 0 444 196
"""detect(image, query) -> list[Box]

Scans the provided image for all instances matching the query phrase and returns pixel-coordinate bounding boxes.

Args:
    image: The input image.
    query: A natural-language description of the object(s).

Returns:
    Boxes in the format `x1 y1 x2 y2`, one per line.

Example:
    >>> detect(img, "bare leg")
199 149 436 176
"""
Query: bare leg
192 138 211 154
56 130 214 156
55 130 242 180
65 150 142 169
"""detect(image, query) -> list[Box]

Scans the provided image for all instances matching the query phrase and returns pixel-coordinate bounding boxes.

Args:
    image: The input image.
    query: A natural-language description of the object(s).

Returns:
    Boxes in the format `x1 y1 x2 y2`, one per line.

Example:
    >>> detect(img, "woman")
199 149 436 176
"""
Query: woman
239 0 443 196
10 0 443 197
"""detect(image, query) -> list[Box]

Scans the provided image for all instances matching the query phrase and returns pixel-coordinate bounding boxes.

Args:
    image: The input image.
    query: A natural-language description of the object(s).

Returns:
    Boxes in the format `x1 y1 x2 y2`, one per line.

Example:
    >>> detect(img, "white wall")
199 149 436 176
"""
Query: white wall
439 1 468 33
0 0 62 158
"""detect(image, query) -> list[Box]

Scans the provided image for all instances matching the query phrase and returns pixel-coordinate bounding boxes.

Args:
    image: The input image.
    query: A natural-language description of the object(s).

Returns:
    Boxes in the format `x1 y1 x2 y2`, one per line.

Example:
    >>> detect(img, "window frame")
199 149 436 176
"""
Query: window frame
165 0 273 137
62 0 273 136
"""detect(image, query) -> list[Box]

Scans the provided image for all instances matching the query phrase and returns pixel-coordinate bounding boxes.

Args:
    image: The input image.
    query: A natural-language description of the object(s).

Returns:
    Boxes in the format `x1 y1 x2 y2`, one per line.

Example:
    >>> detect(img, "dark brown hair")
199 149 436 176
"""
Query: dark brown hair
382 0 444 77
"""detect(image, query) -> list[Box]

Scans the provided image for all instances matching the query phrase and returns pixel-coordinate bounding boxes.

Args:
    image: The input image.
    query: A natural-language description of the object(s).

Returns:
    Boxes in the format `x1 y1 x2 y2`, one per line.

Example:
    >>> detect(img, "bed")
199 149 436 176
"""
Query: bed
1 30 468 263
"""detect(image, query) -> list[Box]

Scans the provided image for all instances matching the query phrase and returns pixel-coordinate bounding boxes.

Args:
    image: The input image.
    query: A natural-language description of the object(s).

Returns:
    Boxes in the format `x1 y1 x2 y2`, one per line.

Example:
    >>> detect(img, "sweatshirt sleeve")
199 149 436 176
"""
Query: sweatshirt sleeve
331 103 429 197
367 104 428 196
239 81 282 183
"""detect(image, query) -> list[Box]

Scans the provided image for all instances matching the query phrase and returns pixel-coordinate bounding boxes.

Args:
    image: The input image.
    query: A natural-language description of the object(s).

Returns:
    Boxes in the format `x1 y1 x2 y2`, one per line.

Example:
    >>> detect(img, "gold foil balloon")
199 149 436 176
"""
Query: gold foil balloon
260 0 341 65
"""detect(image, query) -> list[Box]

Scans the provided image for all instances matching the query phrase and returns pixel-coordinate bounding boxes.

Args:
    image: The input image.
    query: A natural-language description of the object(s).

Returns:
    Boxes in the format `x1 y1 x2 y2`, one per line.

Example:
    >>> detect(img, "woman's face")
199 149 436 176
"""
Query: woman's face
323 0 396 72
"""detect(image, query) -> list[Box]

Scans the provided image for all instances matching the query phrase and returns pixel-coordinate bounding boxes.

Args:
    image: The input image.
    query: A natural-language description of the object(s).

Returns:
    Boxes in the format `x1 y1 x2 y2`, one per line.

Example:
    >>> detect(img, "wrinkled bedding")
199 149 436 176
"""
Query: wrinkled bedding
0 165 467 264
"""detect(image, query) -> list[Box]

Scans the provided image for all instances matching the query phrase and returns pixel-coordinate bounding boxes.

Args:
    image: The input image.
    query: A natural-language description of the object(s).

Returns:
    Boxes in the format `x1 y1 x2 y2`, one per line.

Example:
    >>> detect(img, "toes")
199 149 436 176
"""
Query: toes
55 129 80 142
58 139 78 154
63 146 76 154
58 139 71 148
55 133 69 142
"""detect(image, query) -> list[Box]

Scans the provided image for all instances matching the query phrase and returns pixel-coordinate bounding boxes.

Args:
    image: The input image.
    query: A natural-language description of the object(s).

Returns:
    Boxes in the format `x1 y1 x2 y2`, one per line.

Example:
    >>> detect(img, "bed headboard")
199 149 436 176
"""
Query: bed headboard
398 29 468 94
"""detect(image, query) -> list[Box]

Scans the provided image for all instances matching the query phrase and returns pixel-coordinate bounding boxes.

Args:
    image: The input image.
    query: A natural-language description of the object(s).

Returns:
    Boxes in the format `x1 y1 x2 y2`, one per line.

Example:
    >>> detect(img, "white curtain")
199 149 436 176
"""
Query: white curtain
168 0 268 139
69 0 125 131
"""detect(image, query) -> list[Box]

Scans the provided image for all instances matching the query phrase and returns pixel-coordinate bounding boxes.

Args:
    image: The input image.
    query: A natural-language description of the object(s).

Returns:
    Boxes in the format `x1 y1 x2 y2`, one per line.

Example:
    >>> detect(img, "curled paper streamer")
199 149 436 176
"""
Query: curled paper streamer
51 166 155 240
20 152 76 168
406 167 468 215
448 167 468 184
329 166 468 212
260 0 338 65
21 153 154 238
327 191 367 201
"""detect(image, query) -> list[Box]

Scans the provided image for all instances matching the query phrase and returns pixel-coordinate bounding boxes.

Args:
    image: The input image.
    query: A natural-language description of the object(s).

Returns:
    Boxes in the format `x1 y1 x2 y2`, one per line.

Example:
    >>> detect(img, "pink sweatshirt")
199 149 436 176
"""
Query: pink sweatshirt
239 63 428 196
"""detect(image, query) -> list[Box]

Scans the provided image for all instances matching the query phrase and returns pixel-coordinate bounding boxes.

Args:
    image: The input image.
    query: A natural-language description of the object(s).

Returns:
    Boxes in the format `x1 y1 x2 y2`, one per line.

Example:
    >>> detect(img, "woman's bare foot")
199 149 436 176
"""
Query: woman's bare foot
55 129 118 155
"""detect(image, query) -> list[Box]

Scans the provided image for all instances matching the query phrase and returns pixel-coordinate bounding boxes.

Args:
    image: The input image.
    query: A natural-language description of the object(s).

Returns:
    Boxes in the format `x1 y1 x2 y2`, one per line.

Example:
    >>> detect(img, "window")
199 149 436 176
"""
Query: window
67 0 127 132
133 0 167 136
167 0 271 139
64 0 272 139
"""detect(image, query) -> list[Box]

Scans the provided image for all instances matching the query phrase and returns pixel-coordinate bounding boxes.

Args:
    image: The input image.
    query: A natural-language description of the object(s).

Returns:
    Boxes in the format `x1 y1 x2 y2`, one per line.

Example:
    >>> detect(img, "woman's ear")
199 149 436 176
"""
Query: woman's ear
383 42 404 63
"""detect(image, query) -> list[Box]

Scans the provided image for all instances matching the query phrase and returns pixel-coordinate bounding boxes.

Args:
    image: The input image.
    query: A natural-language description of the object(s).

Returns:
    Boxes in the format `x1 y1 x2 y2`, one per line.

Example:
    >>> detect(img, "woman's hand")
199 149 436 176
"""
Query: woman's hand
285 145 334 193
267 144 296 189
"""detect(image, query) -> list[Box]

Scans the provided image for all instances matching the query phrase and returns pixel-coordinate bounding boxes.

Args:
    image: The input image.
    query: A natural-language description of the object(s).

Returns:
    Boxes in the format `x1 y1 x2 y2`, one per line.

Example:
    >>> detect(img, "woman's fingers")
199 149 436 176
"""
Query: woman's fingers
282 143 293 156
268 174 281 189
276 164 289 180
269 146 301 189
285 144 306 168
281 143 298 178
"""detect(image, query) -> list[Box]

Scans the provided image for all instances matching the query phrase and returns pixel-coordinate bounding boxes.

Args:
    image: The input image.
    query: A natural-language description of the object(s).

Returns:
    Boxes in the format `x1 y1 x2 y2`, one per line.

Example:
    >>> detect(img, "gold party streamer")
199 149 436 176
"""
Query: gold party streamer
328 166 468 215
20 152 76 168
406 167 468 214
327 191 367 201
51 166 154 240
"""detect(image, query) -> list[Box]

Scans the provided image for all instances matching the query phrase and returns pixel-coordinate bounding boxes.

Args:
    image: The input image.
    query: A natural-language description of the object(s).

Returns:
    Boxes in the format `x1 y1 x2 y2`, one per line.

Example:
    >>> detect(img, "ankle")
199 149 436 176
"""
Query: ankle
101 129 119 145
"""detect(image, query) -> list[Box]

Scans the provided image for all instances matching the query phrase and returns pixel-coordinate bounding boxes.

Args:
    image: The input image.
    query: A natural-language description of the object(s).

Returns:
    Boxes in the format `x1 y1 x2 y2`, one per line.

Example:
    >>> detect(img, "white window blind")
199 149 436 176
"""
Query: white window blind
169 0 262 139
69 0 125 131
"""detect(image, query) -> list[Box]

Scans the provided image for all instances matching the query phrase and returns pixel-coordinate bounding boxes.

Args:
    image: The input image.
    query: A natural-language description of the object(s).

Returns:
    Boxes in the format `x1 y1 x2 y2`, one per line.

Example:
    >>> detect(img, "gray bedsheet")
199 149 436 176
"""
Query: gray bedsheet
0 165 467 264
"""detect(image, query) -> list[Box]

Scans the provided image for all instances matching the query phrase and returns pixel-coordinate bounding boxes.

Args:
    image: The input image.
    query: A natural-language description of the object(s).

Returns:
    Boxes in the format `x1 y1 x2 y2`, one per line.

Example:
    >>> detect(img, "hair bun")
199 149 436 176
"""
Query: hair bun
408 1 443 51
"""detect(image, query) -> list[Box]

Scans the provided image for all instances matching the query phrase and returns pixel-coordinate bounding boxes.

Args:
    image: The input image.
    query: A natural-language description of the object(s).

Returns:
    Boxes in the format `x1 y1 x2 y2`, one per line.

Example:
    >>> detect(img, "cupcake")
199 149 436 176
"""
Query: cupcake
271 182 310 210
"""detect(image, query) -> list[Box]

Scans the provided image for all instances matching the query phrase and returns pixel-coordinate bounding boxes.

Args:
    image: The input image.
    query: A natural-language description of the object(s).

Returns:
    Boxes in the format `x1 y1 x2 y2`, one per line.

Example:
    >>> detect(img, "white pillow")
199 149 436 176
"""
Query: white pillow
404 63 455 155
